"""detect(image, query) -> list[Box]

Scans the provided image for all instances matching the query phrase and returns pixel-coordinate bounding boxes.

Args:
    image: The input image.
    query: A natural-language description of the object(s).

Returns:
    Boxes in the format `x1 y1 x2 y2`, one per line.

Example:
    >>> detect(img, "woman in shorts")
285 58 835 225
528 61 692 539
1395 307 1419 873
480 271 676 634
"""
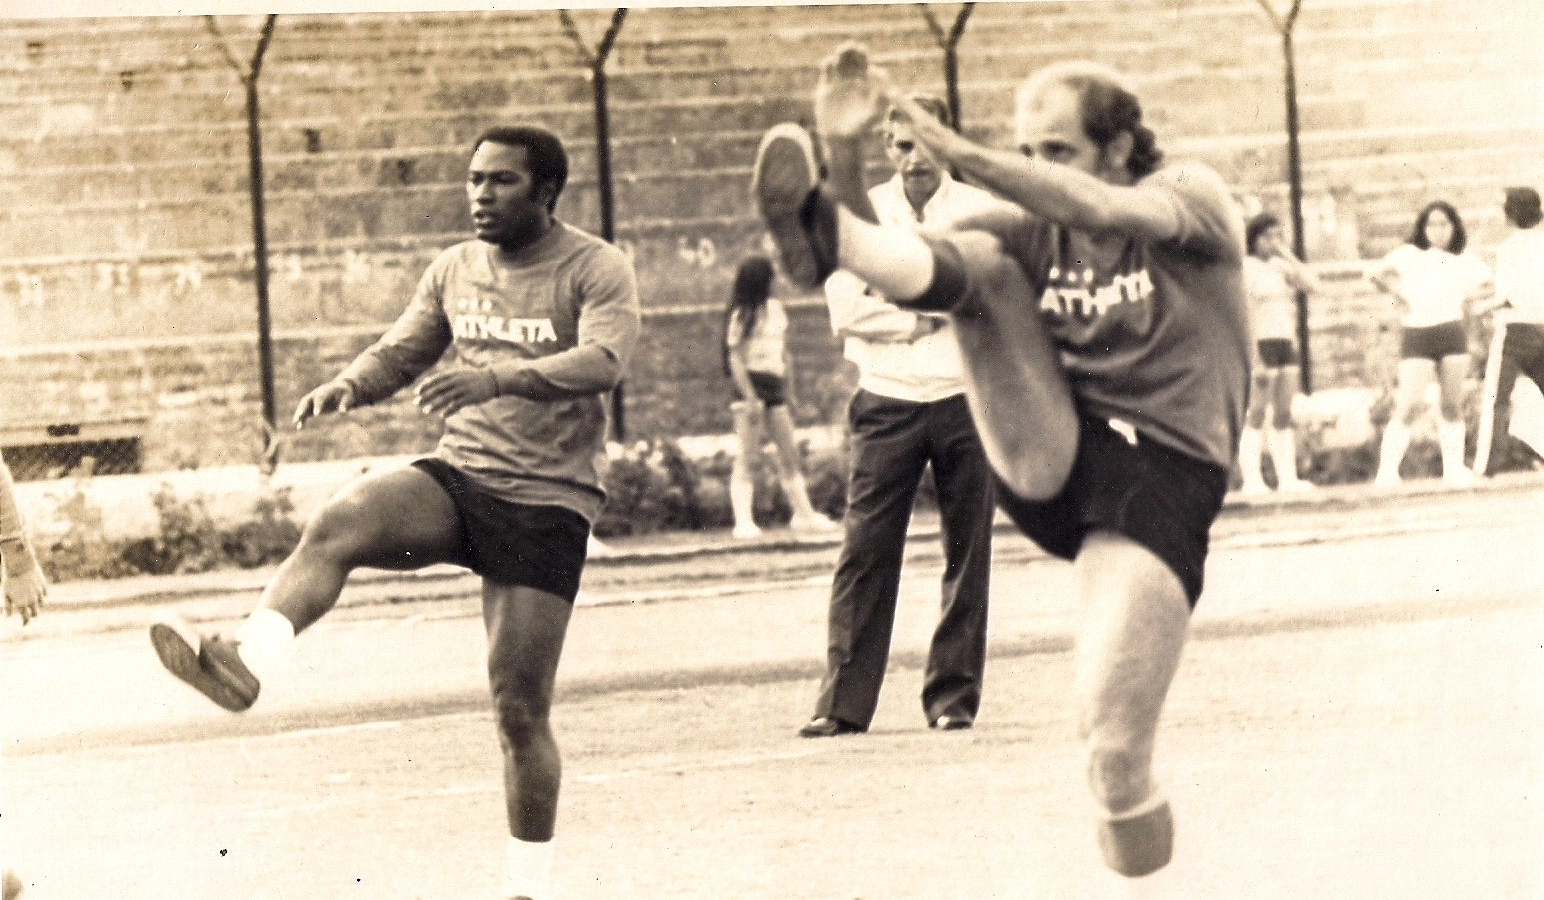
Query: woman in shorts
1238 213 1319 494
723 255 837 538
1367 200 1493 486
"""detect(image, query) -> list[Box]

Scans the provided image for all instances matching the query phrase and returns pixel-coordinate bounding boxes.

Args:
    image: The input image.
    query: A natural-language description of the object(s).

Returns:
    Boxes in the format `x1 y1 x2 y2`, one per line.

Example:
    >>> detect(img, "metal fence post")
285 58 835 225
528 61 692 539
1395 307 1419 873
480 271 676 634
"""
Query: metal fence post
1257 0 1313 394
561 8 630 441
917 3 975 131
206 15 281 431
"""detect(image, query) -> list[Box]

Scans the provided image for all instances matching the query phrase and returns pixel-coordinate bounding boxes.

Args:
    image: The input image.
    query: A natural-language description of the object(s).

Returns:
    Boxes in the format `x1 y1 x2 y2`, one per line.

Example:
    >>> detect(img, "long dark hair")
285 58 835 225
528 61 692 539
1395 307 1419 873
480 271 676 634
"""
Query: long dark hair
1245 213 1281 256
1408 200 1467 254
723 256 775 375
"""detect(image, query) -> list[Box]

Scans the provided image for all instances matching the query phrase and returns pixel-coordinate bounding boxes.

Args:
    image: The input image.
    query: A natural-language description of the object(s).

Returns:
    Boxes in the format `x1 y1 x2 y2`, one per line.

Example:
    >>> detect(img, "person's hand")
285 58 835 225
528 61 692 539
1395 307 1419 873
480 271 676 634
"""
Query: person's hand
814 42 892 139
293 380 357 429
415 367 498 418
4 558 47 625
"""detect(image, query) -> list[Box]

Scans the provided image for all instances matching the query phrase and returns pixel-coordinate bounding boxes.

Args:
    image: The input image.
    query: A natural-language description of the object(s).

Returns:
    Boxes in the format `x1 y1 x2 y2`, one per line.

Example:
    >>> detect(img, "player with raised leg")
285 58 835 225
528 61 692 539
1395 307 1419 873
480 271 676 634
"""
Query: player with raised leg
150 125 640 900
752 44 1249 884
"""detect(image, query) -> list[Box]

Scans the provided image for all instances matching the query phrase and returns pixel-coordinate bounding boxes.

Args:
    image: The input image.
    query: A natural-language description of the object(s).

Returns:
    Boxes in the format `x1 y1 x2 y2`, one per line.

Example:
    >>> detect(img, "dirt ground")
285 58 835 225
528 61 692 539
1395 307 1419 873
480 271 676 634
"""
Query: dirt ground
7 604 1542 899
5 484 1543 899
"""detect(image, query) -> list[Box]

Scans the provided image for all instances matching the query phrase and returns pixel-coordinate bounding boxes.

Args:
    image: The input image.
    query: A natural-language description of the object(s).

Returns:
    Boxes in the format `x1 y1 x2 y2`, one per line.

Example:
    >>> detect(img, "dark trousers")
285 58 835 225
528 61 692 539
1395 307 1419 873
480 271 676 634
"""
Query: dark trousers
813 390 994 728
1475 322 1544 475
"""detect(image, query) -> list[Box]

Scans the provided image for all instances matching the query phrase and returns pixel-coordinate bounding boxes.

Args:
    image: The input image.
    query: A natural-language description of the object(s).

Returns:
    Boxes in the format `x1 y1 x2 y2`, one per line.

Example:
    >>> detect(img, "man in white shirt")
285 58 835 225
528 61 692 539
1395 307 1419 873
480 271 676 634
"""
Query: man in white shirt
799 95 1005 738
1475 187 1544 475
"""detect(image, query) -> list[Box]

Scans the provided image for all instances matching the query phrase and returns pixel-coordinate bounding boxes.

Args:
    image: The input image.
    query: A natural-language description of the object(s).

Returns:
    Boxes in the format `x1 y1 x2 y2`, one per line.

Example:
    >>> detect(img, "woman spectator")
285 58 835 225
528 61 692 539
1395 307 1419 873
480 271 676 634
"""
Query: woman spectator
723 256 837 538
1238 213 1319 495
1367 201 1493 486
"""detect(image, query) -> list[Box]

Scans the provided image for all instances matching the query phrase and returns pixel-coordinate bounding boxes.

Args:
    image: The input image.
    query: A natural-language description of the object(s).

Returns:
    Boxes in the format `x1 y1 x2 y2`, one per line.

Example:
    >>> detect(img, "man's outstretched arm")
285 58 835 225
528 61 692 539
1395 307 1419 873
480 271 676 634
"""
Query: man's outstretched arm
884 90 1183 243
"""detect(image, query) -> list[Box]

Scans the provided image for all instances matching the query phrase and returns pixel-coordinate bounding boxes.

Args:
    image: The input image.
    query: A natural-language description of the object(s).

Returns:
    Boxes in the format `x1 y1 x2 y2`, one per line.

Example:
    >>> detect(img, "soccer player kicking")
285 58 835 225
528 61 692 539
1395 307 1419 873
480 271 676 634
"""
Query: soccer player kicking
752 44 1249 883
151 125 640 900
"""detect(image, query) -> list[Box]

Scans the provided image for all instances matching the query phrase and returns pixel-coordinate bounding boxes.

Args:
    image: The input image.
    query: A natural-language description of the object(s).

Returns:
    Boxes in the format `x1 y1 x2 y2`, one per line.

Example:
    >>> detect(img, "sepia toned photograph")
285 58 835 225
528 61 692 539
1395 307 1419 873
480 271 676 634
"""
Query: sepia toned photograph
2 1 1541 897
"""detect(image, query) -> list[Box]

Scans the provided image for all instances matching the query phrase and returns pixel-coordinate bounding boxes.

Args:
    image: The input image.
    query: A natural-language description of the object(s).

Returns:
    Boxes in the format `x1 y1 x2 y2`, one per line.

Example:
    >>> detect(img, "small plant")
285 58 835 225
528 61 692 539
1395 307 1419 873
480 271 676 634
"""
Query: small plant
38 479 304 582
223 487 303 569
40 479 137 582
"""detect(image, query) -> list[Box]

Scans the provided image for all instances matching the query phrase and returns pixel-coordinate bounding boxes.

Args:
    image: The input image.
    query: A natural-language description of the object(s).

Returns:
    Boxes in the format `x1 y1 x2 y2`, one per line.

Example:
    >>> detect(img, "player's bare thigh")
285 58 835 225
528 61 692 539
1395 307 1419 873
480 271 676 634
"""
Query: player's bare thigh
946 229 1078 500
301 464 465 571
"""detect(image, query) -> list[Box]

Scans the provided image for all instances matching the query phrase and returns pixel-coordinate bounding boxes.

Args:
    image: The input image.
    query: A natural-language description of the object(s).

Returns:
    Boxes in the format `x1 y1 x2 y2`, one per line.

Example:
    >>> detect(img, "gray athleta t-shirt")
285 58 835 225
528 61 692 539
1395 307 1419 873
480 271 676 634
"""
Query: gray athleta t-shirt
339 222 641 521
990 162 1250 469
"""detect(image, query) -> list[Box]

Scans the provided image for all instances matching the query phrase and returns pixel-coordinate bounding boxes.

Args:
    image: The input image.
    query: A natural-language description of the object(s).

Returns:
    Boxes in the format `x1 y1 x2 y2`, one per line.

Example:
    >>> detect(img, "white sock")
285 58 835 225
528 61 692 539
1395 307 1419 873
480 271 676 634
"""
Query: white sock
505 837 554 900
1376 420 1411 482
234 607 296 684
1267 428 1304 485
1438 420 1468 477
836 205 935 300
1237 427 1267 490
1101 788 1169 823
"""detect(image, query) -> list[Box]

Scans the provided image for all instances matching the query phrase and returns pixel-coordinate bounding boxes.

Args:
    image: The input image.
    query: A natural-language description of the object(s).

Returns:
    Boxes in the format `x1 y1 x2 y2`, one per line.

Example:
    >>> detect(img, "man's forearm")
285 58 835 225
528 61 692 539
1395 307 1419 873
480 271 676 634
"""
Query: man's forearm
490 346 623 400
335 352 414 406
0 460 39 575
948 141 1127 231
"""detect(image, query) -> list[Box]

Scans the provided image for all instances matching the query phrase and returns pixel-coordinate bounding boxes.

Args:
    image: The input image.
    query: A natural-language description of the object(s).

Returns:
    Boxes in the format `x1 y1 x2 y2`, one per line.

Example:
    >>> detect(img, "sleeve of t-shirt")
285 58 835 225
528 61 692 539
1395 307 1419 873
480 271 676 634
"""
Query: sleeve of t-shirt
336 252 455 405
1136 164 1243 263
493 243 641 396
1369 243 1413 282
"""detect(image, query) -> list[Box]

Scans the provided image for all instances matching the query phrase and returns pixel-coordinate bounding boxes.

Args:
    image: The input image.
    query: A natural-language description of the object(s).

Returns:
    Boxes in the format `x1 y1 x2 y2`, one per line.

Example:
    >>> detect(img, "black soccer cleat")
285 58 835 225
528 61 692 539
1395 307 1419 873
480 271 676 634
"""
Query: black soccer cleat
751 123 839 290
150 614 260 713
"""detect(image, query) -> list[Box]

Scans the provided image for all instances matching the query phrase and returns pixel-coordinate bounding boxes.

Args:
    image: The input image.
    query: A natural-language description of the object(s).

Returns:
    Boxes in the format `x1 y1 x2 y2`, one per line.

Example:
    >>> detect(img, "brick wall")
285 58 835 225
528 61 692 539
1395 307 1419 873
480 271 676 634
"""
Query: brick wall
0 299 849 472
2 271 1428 476
4 0 1540 474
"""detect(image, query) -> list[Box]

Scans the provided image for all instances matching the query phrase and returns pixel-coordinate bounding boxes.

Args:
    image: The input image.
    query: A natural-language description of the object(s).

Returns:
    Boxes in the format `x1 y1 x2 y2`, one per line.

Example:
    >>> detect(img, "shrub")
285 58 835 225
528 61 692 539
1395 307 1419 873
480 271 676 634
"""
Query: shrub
39 480 139 582
38 482 303 582
593 439 707 537
594 435 854 538
223 488 304 569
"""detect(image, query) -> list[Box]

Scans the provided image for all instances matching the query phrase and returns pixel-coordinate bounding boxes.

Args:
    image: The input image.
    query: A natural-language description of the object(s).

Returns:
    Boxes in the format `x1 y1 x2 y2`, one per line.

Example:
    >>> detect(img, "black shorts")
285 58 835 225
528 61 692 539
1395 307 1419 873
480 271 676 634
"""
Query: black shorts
410 458 590 602
1400 321 1467 361
1256 338 1298 368
993 416 1228 606
734 371 787 408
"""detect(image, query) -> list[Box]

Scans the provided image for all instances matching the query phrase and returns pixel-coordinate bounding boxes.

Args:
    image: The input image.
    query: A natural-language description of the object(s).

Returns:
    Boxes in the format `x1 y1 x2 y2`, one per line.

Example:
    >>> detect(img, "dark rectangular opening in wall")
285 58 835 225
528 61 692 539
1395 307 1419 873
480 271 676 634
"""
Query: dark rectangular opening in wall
2 438 142 481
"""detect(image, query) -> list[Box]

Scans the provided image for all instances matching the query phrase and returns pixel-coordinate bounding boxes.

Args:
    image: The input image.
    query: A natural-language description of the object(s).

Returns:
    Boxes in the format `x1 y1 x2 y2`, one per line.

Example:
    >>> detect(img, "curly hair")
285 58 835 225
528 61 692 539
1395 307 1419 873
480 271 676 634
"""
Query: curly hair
471 125 569 213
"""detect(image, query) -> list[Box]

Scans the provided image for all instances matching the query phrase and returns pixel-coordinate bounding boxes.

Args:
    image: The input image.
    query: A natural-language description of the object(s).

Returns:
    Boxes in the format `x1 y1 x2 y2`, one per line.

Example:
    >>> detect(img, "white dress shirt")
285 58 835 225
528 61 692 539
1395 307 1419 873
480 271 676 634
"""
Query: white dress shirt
1495 228 1544 324
824 173 1013 403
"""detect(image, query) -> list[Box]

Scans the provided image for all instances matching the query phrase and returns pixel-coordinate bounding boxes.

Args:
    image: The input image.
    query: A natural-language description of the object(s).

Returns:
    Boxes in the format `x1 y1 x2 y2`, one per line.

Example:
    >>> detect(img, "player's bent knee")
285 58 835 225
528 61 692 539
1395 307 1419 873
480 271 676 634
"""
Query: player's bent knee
488 681 552 742
992 457 1068 503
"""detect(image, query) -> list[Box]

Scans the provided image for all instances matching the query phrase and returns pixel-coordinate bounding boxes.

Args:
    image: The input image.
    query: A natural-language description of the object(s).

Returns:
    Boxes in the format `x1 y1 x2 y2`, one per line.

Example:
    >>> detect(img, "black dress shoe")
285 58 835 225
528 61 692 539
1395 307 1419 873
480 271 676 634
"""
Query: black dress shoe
931 714 974 731
798 716 864 738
